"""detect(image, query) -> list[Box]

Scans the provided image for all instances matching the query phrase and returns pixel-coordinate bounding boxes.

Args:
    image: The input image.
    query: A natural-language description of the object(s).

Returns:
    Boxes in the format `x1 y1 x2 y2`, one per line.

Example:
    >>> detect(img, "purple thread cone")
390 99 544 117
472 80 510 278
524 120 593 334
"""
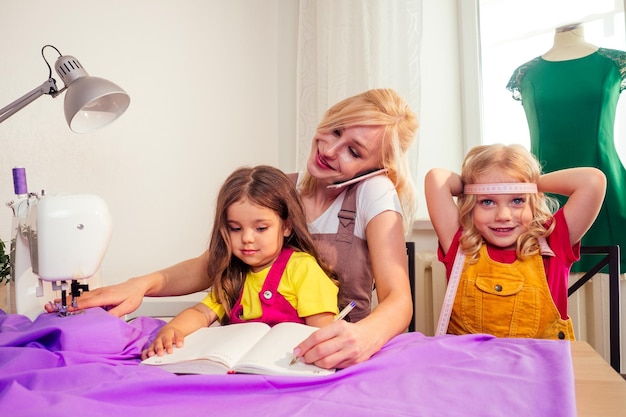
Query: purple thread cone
12 167 28 195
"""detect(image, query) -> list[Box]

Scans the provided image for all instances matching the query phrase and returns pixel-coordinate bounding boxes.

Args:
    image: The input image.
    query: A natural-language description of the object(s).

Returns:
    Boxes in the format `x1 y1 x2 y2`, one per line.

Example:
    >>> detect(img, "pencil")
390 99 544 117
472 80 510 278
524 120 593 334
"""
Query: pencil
334 301 356 322
289 301 356 365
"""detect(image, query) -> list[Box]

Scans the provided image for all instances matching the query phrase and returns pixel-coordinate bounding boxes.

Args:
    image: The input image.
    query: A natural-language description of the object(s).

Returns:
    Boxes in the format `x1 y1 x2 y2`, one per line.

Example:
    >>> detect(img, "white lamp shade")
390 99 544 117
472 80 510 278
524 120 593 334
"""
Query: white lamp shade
64 76 130 133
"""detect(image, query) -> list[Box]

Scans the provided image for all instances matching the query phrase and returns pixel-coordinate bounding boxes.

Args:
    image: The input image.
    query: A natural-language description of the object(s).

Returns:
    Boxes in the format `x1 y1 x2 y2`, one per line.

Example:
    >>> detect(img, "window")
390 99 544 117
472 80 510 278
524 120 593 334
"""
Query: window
466 0 626 162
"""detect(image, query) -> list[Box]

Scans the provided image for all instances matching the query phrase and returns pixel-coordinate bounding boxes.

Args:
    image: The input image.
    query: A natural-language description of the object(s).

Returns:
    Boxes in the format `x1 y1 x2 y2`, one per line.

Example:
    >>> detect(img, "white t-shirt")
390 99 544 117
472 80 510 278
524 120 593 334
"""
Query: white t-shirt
297 173 402 238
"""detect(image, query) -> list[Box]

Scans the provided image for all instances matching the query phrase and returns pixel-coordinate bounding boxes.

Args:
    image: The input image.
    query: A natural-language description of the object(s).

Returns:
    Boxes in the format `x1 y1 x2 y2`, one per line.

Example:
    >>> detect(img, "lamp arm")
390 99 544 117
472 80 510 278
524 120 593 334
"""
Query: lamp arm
0 78 64 124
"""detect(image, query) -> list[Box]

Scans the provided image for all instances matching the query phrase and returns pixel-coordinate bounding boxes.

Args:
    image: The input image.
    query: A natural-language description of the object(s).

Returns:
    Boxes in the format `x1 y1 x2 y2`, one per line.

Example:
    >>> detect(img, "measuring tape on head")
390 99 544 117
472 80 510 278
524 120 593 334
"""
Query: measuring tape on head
435 246 466 336
463 182 537 195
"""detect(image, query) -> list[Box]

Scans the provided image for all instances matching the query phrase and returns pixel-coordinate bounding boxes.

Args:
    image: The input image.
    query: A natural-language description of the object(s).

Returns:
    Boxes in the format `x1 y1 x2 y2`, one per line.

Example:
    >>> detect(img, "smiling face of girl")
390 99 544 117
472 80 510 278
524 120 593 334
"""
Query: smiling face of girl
471 173 534 250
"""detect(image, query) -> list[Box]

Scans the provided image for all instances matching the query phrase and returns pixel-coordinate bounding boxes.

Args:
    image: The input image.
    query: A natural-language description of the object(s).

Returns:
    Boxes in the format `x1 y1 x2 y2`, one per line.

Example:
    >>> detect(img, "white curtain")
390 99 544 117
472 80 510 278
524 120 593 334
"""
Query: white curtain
295 0 422 174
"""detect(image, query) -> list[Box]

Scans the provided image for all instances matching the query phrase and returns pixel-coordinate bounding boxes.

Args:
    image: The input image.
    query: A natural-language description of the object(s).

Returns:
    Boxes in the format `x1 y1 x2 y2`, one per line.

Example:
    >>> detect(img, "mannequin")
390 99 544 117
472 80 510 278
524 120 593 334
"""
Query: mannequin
542 23 598 61
506 23 626 272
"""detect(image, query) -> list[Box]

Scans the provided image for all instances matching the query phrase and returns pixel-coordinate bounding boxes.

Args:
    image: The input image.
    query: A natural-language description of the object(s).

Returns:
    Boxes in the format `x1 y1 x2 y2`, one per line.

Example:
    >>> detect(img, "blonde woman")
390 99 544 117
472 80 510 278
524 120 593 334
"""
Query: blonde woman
55 89 418 370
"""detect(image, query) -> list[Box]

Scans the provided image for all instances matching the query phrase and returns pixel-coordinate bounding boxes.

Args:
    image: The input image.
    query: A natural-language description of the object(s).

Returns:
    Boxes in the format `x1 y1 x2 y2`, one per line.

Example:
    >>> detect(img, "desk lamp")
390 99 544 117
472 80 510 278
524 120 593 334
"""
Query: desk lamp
0 45 130 133
3 45 129 319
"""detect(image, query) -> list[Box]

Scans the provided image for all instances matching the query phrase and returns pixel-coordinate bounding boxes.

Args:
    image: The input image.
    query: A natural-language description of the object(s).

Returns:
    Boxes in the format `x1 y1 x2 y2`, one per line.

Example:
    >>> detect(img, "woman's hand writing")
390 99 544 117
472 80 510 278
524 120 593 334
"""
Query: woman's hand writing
292 320 379 369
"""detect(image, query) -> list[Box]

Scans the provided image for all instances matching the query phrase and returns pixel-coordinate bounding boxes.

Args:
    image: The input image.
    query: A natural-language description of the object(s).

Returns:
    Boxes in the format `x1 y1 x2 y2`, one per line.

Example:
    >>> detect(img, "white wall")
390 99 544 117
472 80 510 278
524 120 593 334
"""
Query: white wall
0 0 282 281
0 0 462 286
417 0 465 205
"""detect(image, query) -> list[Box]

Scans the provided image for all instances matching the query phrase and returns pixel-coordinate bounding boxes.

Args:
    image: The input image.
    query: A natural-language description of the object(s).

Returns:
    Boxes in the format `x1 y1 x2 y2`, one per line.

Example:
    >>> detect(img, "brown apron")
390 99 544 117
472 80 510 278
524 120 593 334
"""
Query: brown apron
289 174 373 322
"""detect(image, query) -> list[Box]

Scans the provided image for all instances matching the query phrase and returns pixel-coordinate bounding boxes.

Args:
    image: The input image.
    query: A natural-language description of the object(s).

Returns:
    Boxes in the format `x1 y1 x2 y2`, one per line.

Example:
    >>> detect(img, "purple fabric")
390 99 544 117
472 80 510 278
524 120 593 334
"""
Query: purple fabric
0 308 576 417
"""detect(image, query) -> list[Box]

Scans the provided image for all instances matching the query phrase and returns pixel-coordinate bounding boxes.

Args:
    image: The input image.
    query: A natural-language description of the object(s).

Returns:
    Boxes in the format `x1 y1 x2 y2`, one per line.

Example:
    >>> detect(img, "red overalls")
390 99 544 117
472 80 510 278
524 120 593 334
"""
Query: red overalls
227 248 304 326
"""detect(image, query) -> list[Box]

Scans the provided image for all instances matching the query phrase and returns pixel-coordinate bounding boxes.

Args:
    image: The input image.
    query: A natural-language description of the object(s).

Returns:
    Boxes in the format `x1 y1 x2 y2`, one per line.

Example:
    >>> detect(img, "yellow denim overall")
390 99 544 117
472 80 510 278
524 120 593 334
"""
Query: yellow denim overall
448 243 574 340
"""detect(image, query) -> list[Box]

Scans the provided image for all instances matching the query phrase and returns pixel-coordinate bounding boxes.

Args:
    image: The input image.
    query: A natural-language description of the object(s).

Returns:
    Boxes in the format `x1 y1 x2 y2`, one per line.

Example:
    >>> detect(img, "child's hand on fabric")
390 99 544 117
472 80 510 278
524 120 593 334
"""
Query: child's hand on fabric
141 326 186 360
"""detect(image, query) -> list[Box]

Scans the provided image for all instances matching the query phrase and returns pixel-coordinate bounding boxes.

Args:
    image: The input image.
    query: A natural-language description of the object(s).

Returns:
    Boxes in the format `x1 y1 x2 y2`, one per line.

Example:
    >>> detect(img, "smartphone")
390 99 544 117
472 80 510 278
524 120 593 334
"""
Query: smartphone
326 168 389 189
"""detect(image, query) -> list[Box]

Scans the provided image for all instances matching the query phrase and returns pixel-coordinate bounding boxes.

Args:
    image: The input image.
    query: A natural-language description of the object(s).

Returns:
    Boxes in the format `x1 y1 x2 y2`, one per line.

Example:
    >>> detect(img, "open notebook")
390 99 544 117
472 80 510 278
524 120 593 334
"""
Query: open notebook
140 321 335 376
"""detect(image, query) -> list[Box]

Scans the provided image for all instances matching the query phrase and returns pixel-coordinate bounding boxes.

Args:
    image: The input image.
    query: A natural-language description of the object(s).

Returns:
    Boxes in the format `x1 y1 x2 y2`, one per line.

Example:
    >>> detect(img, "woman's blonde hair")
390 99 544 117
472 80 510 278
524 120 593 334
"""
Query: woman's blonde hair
206 165 338 323
458 144 558 261
299 88 418 232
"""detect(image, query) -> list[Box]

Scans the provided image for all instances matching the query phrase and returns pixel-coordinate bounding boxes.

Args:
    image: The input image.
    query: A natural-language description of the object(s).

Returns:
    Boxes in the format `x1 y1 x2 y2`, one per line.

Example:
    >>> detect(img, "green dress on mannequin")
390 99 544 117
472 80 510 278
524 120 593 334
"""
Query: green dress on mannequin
506 48 626 272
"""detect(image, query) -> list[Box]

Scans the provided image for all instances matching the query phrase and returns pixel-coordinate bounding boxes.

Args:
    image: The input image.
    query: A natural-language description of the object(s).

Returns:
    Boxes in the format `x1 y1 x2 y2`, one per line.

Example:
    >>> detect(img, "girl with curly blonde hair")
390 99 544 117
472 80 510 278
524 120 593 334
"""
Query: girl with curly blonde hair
425 144 605 340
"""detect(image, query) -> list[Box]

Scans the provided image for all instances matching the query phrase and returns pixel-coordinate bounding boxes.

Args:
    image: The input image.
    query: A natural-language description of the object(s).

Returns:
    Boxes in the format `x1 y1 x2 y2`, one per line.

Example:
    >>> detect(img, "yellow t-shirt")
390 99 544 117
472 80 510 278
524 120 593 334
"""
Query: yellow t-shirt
201 251 339 321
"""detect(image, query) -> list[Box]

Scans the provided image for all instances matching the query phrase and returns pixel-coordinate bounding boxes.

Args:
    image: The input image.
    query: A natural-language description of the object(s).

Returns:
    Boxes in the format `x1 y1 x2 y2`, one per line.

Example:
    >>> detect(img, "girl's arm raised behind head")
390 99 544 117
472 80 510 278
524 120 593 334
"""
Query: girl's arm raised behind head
538 167 606 245
424 168 463 255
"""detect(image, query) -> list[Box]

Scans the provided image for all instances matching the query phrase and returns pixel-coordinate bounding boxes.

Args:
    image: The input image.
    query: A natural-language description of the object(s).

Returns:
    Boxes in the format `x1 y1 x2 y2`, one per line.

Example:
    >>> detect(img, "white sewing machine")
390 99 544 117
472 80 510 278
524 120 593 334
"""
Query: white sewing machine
7 184 111 320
